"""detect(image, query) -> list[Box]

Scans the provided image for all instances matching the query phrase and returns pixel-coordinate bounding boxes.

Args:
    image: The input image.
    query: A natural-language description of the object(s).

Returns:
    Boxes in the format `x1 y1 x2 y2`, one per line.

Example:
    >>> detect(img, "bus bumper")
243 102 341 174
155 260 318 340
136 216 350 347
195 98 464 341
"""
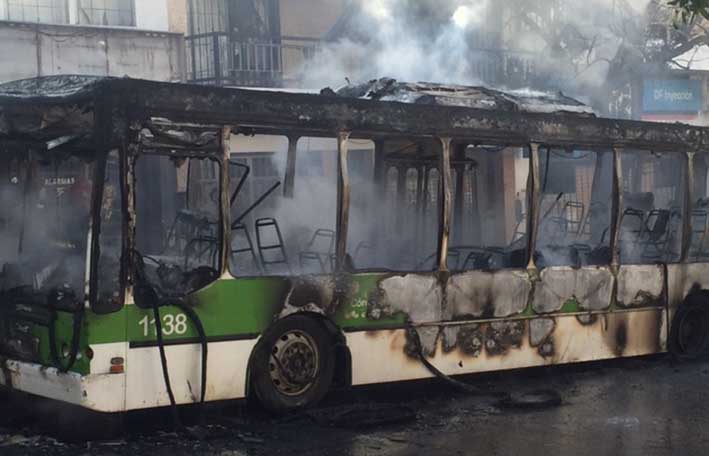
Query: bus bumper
0 360 126 413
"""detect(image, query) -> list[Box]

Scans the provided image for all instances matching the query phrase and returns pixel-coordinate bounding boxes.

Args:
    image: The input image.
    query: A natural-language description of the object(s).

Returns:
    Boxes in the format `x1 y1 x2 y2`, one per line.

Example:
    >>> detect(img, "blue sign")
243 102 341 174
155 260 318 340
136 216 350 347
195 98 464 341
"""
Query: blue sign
643 79 703 113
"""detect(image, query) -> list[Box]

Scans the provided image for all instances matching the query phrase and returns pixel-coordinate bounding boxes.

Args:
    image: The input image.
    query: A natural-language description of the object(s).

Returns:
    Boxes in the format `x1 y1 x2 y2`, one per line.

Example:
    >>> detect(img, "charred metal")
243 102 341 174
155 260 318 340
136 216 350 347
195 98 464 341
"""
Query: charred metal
0 75 701 376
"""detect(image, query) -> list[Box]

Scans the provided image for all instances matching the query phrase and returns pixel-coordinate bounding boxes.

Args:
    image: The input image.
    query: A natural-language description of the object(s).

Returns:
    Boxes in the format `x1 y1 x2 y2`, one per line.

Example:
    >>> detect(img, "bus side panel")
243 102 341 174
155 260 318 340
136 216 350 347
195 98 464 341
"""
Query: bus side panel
347 308 666 386
617 265 665 309
125 339 258 410
533 266 613 313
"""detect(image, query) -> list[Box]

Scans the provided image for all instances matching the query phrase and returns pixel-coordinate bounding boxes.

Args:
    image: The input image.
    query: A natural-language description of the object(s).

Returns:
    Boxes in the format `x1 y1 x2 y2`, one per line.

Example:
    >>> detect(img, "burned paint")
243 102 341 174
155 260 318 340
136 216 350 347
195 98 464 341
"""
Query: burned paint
599 309 664 357
447 270 530 319
404 327 440 358
576 314 599 325
369 275 442 323
485 321 525 356
538 339 555 358
533 267 613 313
455 324 484 357
529 318 556 347
616 265 665 308
615 322 628 356
278 273 359 319
441 325 460 353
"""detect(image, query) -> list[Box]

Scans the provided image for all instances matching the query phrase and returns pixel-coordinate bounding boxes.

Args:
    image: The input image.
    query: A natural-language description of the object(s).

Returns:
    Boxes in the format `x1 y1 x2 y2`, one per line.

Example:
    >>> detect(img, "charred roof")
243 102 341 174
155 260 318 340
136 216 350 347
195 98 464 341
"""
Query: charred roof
0 75 105 103
0 75 708 152
332 78 595 116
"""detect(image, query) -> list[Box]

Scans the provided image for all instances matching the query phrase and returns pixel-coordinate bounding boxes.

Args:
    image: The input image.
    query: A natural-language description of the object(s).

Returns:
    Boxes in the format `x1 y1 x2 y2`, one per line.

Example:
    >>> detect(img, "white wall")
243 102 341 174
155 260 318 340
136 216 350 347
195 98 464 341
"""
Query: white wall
134 0 169 32
0 22 185 83
0 0 170 32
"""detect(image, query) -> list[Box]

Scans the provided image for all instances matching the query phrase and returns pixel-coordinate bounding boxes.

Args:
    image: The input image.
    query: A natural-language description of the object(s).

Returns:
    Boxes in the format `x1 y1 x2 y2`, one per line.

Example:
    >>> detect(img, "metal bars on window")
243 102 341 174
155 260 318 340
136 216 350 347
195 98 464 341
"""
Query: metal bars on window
77 0 134 27
6 0 68 24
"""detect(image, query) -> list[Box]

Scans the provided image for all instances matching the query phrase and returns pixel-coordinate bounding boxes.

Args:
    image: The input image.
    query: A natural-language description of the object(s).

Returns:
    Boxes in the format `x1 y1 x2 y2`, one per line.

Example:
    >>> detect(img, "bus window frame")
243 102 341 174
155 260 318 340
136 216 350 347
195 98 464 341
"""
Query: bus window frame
129 147 227 290
441 140 535 273
90 147 129 315
532 145 616 270
615 148 689 266
223 130 700 277
338 134 447 275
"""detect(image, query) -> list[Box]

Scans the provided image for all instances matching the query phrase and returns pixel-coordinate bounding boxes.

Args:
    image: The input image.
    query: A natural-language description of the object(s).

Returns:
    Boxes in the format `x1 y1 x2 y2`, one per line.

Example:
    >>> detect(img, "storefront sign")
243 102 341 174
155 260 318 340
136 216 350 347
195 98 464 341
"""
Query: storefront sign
643 79 703 113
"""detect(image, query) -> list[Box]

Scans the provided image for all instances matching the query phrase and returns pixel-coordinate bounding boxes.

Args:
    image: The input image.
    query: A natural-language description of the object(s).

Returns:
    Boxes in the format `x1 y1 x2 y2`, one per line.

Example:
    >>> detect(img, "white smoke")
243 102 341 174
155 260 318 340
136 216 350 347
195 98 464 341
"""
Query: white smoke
300 0 656 97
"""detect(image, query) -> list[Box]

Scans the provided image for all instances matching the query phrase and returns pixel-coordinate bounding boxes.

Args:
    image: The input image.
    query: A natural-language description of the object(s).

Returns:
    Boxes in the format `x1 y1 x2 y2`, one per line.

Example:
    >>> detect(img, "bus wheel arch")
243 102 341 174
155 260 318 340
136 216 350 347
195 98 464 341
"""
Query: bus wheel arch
246 312 349 414
669 291 709 360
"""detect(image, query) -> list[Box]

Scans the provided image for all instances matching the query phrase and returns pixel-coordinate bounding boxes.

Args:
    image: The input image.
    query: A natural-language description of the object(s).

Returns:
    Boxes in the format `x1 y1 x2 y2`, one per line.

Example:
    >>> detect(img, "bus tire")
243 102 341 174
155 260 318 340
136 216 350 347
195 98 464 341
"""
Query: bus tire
250 315 335 414
669 295 709 360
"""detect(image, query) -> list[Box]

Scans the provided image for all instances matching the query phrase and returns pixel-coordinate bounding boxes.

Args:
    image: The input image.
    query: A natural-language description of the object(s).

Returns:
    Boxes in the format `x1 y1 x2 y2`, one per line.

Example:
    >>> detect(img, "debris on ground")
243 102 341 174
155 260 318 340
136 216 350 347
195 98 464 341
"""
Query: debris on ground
497 389 563 410
306 403 417 428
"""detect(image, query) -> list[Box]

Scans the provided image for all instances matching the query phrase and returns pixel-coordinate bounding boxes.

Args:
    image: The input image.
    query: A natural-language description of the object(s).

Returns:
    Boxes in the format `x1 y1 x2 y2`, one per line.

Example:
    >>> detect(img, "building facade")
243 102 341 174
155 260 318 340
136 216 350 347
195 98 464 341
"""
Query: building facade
184 0 347 88
0 0 186 83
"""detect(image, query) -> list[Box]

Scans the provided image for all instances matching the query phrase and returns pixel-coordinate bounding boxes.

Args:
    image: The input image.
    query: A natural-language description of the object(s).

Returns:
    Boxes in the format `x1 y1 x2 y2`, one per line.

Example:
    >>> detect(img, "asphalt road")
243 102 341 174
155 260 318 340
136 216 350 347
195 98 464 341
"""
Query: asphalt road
2 354 709 455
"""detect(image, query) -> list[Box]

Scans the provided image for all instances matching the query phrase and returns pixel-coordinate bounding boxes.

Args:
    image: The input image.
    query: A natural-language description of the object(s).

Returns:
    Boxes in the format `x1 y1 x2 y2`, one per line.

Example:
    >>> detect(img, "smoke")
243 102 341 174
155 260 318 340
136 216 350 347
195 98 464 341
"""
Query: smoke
0 157 93 294
301 0 655 101
302 0 491 88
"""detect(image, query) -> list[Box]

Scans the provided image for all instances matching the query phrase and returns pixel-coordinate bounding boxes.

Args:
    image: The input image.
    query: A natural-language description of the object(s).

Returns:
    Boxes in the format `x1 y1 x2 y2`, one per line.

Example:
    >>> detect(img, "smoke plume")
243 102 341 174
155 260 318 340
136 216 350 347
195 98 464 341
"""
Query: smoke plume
301 0 655 101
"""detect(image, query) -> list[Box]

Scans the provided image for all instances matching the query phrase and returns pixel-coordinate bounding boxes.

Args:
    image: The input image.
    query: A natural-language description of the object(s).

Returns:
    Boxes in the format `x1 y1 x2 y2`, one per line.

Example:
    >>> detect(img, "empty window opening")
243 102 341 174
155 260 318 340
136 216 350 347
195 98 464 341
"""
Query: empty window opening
134 154 221 295
537 148 613 268
619 150 685 264
347 138 441 272
448 144 530 271
228 134 337 276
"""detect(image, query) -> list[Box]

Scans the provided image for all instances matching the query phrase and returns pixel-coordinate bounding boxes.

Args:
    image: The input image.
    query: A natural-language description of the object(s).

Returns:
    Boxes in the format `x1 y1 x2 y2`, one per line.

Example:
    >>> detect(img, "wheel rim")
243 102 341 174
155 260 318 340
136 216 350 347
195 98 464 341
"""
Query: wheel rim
269 330 319 396
678 307 708 355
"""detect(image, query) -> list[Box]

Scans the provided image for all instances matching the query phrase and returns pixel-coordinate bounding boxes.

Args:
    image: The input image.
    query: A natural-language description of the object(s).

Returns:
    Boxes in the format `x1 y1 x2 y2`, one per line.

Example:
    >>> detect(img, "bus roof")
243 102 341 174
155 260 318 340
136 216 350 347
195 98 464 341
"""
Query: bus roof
0 75 707 152
333 78 595 116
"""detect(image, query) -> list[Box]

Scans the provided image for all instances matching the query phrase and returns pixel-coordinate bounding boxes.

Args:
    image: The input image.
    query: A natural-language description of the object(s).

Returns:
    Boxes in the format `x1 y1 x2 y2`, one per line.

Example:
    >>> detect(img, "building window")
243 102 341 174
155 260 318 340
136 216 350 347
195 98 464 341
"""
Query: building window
187 0 227 35
6 0 68 24
77 0 134 27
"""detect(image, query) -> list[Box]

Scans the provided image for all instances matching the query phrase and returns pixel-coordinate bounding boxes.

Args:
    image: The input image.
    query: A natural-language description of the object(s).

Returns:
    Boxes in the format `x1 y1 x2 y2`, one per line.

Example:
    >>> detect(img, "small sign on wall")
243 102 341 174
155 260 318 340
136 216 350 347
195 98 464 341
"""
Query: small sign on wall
643 79 703 113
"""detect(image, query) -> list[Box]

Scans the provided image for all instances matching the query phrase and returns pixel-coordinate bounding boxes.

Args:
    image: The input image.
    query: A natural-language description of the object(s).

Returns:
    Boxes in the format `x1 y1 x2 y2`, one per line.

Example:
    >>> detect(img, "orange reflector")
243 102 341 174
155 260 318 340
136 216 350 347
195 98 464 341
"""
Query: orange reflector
109 357 125 374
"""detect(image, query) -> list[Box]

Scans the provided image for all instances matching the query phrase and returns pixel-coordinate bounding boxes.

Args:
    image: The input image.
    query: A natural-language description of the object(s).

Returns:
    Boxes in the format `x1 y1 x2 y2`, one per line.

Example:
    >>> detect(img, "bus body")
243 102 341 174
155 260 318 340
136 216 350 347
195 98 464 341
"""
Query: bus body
0 75 707 414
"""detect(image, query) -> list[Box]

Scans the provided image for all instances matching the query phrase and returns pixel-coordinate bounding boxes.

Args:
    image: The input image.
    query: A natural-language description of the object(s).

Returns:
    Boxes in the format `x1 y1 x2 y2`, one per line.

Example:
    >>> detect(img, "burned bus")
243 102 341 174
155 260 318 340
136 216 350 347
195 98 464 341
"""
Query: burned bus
0 75 708 415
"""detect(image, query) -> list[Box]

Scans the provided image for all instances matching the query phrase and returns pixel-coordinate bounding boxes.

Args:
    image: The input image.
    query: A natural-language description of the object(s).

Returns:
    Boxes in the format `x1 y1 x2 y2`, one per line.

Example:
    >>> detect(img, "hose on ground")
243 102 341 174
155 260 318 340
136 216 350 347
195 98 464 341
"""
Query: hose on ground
405 324 562 408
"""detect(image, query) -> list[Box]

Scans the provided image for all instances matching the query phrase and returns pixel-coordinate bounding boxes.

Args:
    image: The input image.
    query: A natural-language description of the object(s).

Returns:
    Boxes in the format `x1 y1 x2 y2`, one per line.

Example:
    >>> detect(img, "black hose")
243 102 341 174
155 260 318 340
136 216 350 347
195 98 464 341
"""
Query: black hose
406 324 562 408
405 325 500 397
152 299 209 430
171 300 209 415
152 297 181 429
132 250 209 430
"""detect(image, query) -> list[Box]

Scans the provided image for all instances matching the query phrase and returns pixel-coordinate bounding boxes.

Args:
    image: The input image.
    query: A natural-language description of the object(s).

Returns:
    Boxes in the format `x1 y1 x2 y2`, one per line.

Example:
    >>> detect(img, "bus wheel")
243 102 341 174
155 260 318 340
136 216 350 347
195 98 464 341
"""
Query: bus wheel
250 315 335 414
669 299 709 360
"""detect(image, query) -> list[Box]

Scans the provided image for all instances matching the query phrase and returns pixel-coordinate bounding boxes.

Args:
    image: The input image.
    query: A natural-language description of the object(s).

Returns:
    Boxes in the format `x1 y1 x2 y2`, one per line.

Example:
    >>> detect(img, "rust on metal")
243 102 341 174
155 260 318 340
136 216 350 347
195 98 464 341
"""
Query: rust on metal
283 134 298 198
610 147 623 269
336 131 351 272
527 143 541 273
439 137 452 272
